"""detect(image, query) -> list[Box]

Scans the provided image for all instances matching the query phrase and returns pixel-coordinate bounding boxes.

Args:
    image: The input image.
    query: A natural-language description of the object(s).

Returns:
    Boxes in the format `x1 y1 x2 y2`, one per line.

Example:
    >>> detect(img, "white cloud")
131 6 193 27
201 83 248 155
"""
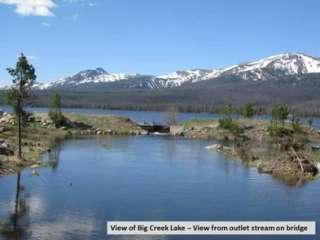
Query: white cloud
63 0 98 7
0 0 56 16
41 21 51 27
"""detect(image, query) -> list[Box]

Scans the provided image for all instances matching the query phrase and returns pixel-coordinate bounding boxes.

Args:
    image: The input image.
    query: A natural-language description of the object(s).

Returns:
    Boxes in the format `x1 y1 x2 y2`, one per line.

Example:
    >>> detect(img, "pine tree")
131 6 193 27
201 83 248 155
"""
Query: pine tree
241 103 254 118
48 93 64 127
271 104 289 128
5 53 36 160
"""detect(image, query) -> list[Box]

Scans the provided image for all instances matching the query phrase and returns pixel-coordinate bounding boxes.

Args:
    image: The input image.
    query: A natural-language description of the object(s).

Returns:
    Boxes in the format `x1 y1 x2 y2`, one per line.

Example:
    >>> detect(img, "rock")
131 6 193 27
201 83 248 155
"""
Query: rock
0 127 5 133
205 144 223 151
316 163 320 173
106 129 113 134
241 125 254 130
0 113 14 124
170 125 184 136
30 164 40 169
0 142 14 155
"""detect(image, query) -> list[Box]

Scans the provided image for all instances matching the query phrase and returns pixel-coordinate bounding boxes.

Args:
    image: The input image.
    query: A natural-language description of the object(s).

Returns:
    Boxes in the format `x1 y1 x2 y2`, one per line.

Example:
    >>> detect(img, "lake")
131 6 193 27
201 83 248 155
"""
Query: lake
0 136 319 240
1 106 320 128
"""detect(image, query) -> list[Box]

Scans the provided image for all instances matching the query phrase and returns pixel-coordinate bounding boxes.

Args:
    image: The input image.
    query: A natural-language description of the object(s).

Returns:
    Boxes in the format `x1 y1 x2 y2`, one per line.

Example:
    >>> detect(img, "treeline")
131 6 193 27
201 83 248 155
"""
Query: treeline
1 89 320 116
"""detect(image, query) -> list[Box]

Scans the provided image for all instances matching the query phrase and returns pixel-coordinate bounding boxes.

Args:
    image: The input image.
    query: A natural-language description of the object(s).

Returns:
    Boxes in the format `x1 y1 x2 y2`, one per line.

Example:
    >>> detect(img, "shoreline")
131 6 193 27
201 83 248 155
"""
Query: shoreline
0 112 145 177
171 118 320 185
2 104 320 119
0 112 319 185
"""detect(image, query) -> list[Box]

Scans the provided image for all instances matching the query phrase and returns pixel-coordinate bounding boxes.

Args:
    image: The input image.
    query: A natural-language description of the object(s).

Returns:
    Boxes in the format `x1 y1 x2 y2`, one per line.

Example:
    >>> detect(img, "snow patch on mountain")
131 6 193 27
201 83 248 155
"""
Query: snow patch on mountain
222 53 320 81
32 53 320 90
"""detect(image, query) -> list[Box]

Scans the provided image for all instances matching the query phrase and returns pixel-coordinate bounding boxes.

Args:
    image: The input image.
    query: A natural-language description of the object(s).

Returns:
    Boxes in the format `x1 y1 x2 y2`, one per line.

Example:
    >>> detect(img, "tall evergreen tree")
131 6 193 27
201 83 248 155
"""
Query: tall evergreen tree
241 103 254 118
48 93 64 127
271 104 289 128
5 53 36 160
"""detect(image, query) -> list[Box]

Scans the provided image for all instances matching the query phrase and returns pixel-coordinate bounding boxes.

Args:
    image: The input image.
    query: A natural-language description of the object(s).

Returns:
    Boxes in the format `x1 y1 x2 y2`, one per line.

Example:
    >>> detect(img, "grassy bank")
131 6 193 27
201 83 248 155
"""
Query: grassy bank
0 113 143 176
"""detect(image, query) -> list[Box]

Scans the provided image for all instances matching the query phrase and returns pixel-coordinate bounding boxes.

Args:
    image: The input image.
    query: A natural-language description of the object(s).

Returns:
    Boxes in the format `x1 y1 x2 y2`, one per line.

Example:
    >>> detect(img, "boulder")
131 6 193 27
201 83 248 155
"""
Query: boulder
0 113 14 124
140 130 149 135
106 129 113 134
170 125 184 136
30 164 40 169
0 142 14 155
205 144 223 151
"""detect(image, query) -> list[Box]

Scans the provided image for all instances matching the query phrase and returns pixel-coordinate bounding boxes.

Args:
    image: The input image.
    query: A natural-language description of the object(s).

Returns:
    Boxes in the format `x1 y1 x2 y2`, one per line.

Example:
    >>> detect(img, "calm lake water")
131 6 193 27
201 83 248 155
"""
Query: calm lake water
0 136 319 240
1 106 320 130
0 106 221 125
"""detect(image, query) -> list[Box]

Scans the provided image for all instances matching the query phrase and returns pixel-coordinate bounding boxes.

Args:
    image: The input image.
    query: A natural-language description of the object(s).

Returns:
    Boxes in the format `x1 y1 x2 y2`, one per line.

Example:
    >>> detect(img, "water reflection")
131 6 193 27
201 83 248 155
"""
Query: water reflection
43 141 61 171
0 142 62 239
0 172 30 239
0 137 319 240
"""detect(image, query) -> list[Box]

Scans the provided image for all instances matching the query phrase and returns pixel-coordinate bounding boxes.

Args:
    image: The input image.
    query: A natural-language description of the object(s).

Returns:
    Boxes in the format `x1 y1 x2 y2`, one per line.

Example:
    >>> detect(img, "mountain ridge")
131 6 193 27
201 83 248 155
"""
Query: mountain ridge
30 52 320 90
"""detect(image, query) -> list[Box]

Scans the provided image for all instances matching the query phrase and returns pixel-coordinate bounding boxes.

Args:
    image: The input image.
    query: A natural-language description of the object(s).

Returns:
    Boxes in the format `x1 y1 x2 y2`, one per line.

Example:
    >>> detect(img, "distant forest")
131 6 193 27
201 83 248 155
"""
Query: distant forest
1 74 320 116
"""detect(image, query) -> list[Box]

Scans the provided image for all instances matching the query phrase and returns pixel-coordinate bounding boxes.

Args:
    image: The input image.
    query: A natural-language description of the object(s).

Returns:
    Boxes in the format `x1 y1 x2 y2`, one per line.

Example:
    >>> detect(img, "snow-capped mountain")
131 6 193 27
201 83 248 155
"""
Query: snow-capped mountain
155 69 223 87
33 67 149 90
33 53 320 90
220 53 320 81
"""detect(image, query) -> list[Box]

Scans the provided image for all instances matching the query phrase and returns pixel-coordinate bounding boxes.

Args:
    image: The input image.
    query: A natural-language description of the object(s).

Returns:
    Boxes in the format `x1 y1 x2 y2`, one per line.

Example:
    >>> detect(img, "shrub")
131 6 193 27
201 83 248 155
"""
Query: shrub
291 117 304 134
48 110 65 128
267 124 292 137
218 118 240 135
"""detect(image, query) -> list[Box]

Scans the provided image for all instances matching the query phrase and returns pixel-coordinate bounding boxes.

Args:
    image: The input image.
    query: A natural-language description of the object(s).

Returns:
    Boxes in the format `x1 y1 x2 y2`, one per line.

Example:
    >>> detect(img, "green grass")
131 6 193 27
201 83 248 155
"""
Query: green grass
305 150 320 163
183 119 217 129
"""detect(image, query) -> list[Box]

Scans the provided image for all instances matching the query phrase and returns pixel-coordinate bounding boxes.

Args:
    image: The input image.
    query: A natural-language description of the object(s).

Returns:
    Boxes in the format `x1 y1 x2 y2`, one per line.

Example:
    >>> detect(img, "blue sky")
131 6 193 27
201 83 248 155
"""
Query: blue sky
0 0 319 85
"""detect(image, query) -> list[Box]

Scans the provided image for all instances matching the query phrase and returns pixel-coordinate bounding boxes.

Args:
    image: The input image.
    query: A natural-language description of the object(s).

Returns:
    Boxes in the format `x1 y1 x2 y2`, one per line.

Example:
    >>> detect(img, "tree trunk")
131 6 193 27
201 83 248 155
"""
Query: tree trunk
13 171 21 229
17 99 22 160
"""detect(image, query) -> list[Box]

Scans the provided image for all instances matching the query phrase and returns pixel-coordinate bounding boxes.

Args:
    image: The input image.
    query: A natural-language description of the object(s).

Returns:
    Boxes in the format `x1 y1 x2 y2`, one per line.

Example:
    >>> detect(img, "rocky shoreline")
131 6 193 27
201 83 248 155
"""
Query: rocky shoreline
172 119 320 185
